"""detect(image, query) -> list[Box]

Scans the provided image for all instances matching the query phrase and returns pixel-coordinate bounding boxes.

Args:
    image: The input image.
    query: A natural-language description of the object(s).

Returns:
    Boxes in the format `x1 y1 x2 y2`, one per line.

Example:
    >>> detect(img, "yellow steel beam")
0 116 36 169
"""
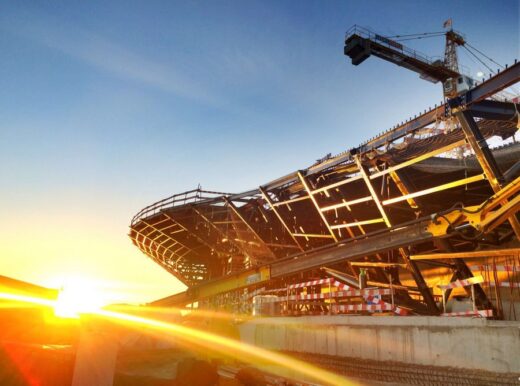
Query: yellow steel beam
297 171 338 242
477 193 520 233
426 176 520 237
320 196 373 212
330 218 385 229
292 233 335 238
370 139 467 179
411 248 520 260
310 175 363 194
388 170 419 209
351 262 408 268
302 139 466 199
272 195 311 207
455 109 520 239
354 155 440 311
382 174 485 206
354 155 391 227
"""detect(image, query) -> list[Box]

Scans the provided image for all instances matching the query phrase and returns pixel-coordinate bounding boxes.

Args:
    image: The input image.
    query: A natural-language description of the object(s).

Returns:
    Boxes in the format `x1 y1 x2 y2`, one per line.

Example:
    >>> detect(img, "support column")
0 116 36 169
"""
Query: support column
436 239 496 316
354 155 439 314
387 165 494 314
388 170 419 211
455 109 520 239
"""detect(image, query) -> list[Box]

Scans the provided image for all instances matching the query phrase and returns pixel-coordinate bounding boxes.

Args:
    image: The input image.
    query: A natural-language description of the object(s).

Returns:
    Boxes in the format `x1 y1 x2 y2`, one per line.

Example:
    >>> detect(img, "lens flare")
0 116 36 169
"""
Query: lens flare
0 292 55 308
96 308 354 386
53 281 107 318
0 290 355 385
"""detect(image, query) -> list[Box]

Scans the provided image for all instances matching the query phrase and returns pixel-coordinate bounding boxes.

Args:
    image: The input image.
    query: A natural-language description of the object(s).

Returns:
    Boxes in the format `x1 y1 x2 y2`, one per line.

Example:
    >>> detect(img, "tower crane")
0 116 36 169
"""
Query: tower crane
344 22 475 98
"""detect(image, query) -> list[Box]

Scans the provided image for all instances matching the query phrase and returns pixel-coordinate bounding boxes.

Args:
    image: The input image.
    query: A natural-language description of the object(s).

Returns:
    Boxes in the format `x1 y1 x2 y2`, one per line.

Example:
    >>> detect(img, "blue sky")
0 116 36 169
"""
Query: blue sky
0 1 518 302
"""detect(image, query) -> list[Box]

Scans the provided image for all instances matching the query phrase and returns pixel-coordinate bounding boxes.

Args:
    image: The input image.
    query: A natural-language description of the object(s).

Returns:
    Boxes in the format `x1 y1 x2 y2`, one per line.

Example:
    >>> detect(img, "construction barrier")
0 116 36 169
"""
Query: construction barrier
437 275 484 290
437 275 492 317
440 309 493 317
250 277 415 317
287 277 335 289
332 303 393 313
258 288 393 303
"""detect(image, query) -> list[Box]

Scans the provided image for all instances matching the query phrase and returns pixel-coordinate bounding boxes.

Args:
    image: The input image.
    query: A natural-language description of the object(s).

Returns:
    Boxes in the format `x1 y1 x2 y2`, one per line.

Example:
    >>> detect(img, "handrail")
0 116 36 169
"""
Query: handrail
345 25 472 77
131 188 232 225
346 25 442 67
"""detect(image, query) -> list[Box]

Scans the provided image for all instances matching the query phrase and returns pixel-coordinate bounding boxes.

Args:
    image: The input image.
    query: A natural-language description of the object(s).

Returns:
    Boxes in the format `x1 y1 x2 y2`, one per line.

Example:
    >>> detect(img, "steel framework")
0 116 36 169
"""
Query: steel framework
130 61 520 317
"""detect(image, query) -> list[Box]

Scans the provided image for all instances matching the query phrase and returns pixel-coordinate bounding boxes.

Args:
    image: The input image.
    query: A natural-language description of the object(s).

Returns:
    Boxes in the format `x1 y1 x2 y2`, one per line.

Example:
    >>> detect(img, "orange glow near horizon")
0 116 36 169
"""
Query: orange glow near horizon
0 290 355 386
0 208 187 306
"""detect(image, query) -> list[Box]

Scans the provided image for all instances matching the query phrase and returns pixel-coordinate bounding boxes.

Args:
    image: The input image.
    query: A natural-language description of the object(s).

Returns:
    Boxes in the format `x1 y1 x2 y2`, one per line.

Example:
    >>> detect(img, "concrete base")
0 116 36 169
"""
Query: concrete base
239 316 520 375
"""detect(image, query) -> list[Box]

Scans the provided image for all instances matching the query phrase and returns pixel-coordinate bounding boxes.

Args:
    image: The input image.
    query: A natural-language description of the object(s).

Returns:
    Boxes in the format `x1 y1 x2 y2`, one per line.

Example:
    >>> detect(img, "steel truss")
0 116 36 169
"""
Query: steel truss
130 61 520 317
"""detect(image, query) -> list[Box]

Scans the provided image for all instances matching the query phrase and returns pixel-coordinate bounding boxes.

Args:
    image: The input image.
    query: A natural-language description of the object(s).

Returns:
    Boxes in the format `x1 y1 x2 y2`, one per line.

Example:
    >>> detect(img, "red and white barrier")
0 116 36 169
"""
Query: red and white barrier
261 277 416 316
287 277 352 290
437 275 484 290
265 288 394 302
302 288 392 300
288 278 334 289
441 309 493 317
332 303 393 313
332 280 350 290
437 275 494 316
364 294 383 305
394 307 410 316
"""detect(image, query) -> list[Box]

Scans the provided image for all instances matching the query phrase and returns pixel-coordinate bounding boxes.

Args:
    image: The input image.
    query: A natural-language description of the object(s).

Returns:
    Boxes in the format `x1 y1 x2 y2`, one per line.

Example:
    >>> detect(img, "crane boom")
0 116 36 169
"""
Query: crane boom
344 25 473 98
344 26 457 83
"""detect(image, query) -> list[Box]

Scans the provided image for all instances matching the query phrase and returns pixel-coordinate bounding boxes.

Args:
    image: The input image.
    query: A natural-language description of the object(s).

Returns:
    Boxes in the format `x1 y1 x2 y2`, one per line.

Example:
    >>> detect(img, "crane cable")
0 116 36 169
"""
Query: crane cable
383 29 518 98
461 45 495 74
465 42 505 69
461 40 519 98
394 34 446 42
384 31 445 39
386 31 506 73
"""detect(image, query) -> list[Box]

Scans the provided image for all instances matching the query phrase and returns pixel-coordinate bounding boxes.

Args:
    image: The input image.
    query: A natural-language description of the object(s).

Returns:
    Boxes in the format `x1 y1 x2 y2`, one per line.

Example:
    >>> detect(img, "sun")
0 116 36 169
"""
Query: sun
53 277 109 318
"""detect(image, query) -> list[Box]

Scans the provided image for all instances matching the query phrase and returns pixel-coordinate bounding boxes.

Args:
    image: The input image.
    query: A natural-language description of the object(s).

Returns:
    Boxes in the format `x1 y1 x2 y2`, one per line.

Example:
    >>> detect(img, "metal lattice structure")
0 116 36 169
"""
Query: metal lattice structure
130 60 520 318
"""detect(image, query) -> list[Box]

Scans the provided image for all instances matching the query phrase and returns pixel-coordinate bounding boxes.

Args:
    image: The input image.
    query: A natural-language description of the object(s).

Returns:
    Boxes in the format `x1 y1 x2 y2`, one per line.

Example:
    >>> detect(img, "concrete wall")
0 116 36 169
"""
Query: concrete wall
239 316 520 374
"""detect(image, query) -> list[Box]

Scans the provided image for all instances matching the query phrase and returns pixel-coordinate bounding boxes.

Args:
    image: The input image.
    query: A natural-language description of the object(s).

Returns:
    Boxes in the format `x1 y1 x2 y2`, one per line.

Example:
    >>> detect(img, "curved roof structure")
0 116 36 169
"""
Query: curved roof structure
129 62 520 317
130 120 518 287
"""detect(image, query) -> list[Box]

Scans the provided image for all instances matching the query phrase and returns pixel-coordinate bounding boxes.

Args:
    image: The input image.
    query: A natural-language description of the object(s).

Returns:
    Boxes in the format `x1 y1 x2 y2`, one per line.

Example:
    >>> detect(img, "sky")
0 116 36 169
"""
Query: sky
0 1 518 304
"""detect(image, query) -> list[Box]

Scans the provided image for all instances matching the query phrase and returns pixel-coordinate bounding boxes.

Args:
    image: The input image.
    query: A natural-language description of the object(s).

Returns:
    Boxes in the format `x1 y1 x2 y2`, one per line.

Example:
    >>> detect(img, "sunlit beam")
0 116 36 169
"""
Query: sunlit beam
108 303 247 322
0 292 56 308
95 308 355 386
0 290 355 385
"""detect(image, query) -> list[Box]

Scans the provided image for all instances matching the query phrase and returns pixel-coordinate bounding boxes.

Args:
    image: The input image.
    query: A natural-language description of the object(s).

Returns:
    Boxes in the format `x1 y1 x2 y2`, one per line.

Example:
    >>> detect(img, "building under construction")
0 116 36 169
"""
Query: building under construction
129 25 520 384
